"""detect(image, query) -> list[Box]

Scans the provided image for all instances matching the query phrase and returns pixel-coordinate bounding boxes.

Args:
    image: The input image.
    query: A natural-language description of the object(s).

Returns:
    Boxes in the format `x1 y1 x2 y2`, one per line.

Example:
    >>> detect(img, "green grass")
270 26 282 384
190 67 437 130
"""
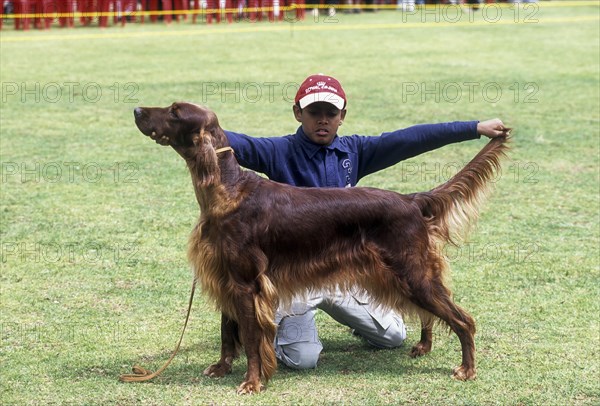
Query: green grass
1 4 599 405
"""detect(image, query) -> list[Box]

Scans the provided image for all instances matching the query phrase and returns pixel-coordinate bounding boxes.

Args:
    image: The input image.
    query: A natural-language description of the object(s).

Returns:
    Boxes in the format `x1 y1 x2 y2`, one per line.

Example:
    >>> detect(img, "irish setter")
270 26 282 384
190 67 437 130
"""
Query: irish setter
127 102 509 394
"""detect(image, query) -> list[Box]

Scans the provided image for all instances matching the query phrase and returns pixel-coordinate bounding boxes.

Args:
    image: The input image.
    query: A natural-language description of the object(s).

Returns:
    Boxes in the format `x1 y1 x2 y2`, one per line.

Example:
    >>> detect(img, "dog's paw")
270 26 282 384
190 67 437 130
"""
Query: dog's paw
452 365 476 381
409 342 432 358
203 362 232 378
236 380 263 395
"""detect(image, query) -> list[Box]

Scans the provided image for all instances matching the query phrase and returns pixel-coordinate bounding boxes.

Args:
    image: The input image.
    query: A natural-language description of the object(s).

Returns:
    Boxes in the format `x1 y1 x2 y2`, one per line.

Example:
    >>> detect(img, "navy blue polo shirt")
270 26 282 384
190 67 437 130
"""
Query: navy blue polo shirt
225 121 479 188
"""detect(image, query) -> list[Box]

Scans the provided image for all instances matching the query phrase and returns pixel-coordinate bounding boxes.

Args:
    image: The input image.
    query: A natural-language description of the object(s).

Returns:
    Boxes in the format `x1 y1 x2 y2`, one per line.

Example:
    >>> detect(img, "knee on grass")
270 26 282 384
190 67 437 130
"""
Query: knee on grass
276 341 322 370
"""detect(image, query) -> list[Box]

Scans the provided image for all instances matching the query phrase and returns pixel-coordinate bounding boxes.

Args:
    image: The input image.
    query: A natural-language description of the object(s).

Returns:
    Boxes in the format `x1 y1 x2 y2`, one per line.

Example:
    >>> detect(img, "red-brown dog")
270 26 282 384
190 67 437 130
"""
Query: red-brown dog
128 102 508 394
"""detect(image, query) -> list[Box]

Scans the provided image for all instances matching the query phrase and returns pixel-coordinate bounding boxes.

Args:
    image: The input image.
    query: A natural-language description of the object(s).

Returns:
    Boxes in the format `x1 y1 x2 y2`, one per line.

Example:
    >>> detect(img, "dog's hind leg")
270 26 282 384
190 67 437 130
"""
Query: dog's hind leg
410 278 477 380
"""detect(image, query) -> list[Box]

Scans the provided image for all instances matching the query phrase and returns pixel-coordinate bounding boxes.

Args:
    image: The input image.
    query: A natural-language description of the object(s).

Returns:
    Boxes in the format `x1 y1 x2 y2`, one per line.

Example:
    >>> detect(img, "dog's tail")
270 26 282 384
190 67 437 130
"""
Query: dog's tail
411 135 509 247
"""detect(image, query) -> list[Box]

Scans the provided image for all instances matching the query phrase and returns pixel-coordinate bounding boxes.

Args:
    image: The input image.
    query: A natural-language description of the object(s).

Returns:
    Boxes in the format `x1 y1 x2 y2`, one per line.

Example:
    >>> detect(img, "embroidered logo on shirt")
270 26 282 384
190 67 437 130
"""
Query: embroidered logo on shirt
342 159 353 187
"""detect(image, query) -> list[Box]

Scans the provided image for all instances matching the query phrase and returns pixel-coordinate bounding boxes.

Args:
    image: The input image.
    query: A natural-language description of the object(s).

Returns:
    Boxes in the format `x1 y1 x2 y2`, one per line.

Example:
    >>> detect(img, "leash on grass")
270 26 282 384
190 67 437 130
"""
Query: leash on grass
119 278 197 383
120 147 231 382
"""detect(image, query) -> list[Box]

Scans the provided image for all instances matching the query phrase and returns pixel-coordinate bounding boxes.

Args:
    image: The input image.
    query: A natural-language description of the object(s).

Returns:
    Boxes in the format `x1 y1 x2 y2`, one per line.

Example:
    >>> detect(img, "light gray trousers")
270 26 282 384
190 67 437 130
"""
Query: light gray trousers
274 289 407 369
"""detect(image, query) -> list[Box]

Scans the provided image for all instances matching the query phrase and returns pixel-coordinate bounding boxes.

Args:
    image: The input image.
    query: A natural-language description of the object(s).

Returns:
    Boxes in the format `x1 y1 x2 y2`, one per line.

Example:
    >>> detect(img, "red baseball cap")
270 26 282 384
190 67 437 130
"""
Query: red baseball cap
295 74 347 110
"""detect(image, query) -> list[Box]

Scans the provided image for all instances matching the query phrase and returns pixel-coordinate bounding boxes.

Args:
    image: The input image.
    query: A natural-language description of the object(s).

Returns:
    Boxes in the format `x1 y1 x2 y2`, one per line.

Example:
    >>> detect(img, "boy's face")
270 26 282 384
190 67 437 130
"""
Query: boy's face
293 102 347 146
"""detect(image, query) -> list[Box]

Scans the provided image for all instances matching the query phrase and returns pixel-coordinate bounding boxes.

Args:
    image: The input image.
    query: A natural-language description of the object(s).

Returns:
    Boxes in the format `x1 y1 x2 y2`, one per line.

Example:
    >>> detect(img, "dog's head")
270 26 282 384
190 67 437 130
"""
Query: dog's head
134 102 228 151
134 102 232 185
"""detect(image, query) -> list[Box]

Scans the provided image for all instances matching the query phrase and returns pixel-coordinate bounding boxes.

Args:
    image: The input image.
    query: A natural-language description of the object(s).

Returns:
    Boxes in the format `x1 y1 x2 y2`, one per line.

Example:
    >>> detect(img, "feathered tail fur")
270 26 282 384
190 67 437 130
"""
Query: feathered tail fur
411 136 510 248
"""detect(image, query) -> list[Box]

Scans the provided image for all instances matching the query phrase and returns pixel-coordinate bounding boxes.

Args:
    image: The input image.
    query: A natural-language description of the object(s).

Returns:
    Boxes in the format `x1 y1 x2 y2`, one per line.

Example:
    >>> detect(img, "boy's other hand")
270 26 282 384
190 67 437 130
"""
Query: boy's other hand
477 119 511 138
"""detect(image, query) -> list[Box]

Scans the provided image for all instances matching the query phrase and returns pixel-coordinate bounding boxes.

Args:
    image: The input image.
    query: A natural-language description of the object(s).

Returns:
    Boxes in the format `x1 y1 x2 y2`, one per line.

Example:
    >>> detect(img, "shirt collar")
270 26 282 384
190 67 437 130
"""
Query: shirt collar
294 126 352 158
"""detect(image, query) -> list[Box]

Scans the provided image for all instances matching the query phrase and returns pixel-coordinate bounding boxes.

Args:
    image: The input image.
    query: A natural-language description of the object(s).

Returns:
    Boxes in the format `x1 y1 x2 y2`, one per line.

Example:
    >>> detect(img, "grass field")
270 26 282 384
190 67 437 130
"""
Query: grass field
1 3 599 405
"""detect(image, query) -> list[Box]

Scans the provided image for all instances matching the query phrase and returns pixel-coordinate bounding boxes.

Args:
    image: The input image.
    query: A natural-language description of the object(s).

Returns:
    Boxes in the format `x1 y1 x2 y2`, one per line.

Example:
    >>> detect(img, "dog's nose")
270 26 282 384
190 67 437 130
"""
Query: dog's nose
133 107 143 119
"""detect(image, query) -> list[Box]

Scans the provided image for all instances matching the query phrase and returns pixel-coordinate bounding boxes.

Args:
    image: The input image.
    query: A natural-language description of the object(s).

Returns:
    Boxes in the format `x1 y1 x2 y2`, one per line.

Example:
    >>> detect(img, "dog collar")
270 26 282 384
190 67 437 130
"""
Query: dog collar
215 146 234 155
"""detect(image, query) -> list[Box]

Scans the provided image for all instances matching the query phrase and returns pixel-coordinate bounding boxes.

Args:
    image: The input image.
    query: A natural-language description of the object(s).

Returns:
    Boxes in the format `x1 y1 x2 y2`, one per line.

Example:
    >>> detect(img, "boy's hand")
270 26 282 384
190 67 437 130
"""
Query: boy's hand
477 119 511 138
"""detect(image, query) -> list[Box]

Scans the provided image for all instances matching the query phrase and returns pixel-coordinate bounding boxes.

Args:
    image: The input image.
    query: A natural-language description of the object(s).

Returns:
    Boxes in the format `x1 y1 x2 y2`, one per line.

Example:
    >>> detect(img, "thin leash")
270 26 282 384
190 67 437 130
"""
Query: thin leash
119 145 233 383
119 278 197 382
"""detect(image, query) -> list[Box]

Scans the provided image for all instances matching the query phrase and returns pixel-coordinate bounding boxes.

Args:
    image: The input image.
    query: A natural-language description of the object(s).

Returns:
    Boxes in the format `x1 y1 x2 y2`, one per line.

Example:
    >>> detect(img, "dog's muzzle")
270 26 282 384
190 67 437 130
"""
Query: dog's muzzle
133 108 171 145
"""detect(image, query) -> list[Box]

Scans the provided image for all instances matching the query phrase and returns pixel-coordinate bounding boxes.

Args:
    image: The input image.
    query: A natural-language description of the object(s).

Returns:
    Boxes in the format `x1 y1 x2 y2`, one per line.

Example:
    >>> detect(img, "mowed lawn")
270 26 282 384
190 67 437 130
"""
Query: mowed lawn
1 3 598 405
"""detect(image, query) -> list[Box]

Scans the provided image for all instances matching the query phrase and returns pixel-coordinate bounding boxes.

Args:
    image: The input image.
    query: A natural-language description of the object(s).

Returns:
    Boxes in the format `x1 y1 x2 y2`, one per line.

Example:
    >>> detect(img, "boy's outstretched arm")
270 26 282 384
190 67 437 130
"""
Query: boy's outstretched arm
477 119 511 138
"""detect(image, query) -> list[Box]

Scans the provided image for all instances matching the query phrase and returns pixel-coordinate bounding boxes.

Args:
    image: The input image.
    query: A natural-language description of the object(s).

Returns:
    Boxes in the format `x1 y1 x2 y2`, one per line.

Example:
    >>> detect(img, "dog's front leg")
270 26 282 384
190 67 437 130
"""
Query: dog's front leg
410 318 433 357
235 292 267 395
203 313 240 378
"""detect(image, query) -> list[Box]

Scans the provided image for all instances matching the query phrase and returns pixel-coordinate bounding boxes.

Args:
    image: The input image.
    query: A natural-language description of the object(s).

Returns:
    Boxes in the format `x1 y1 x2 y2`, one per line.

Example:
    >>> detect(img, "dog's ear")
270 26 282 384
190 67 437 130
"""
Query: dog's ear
204 112 231 151
195 127 221 187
